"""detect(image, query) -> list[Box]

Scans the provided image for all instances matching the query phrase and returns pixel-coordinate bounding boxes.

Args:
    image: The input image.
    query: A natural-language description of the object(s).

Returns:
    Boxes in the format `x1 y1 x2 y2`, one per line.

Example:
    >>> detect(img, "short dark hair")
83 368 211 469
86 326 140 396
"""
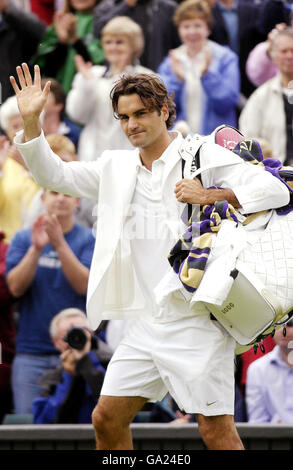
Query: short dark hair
41 77 66 108
110 73 176 129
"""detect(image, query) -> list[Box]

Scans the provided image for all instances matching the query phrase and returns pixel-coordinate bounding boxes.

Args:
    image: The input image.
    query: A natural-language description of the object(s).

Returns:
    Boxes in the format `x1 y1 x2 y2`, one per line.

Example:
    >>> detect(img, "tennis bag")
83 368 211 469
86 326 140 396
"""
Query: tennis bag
178 125 293 354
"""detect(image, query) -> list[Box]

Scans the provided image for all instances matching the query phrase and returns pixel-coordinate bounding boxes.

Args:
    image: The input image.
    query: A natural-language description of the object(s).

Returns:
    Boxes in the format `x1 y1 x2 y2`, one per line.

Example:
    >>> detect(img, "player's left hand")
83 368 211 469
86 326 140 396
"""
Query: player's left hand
174 177 207 205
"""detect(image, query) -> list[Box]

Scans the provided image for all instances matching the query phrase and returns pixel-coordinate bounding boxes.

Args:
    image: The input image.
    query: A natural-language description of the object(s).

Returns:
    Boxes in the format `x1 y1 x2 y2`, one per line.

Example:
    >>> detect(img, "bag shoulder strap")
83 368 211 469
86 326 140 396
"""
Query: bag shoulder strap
181 148 202 225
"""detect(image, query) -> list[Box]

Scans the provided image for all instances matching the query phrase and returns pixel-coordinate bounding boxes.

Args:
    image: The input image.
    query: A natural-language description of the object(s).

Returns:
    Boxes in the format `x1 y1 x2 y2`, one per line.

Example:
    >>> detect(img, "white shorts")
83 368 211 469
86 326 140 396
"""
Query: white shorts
101 315 236 416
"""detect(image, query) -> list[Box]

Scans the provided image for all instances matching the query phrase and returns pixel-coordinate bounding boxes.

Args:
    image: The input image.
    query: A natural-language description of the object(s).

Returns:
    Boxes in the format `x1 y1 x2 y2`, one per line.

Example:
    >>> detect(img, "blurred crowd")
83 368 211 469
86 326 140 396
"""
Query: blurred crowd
0 0 293 426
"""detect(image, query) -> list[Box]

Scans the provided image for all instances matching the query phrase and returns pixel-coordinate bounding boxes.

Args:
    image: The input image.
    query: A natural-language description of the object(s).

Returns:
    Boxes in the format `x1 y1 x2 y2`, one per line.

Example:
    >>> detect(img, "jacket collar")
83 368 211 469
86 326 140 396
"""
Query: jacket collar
120 132 185 205
271 74 286 94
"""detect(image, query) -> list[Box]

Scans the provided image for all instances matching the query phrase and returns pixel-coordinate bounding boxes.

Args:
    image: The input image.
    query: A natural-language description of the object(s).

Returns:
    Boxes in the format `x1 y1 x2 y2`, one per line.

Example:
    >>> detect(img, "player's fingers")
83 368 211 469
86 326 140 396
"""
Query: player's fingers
22 63 33 86
16 65 26 89
9 75 20 95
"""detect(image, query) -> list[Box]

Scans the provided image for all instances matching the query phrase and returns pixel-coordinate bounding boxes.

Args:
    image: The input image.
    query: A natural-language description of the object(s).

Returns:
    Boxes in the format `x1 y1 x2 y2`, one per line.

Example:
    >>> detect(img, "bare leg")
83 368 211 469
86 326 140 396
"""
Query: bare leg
196 414 244 450
92 395 148 450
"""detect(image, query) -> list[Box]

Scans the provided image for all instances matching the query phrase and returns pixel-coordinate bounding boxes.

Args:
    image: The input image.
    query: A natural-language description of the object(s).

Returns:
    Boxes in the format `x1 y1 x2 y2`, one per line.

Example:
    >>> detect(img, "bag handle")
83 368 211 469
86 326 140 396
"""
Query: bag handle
181 149 202 224
192 159 241 178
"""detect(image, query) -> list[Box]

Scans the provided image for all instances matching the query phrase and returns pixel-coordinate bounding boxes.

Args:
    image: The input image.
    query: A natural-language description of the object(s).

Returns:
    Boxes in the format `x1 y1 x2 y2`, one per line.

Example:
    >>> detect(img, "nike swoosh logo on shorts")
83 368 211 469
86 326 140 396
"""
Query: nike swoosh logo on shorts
206 401 217 406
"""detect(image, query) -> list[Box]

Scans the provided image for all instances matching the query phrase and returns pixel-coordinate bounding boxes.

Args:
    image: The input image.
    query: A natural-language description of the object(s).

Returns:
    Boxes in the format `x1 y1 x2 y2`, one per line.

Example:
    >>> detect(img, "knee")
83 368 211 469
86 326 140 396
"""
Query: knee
92 403 112 436
196 414 243 450
91 405 101 432
197 415 217 444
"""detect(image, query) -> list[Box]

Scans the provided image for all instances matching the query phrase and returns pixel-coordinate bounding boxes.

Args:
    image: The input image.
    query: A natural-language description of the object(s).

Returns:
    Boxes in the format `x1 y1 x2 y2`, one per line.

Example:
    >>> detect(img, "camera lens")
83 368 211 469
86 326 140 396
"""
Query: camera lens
65 327 87 350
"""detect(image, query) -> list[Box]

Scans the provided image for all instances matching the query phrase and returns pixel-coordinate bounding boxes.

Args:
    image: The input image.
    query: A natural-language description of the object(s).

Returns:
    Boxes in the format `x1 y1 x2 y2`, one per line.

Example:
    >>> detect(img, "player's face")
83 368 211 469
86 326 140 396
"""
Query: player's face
117 93 169 150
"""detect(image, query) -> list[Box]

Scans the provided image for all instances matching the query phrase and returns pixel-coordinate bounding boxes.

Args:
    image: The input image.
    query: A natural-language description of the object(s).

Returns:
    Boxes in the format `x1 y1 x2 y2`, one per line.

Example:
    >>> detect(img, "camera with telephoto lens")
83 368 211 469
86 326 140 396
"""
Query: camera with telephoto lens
64 326 97 351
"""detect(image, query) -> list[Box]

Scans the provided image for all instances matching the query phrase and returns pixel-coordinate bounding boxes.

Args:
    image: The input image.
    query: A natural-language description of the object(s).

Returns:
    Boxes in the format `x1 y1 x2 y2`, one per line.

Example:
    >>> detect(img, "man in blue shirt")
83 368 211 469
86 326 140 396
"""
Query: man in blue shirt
246 320 293 423
6 188 95 414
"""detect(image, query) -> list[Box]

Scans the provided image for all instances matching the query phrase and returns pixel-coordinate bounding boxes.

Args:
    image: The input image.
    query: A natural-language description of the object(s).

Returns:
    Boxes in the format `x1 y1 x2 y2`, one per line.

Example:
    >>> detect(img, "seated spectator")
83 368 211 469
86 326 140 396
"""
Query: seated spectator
6 188 95 414
33 308 112 424
158 0 240 135
93 0 180 72
239 28 293 165
246 320 293 423
0 230 15 423
0 0 46 103
41 77 81 147
0 96 40 242
246 23 286 87
31 0 104 94
66 16 153 161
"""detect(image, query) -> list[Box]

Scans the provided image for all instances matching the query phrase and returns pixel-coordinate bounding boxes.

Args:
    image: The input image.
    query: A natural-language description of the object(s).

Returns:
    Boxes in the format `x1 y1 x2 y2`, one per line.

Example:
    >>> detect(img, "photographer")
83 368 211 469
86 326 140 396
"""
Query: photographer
33 308 112 424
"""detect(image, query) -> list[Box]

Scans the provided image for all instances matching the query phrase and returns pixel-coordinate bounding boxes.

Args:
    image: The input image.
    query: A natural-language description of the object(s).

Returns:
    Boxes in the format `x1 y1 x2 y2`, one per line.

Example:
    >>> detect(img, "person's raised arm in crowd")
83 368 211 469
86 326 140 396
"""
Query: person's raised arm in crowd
30 0 104 94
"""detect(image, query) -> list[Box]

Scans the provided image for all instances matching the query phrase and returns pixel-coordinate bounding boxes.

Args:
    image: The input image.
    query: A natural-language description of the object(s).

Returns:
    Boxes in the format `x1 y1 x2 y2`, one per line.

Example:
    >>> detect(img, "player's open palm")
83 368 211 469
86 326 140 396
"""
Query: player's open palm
10 63 51 121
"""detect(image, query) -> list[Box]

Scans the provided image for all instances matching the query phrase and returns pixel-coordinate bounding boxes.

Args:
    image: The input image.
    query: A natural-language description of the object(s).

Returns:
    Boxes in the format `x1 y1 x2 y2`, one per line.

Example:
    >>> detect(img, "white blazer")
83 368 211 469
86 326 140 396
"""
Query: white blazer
15 130 289 330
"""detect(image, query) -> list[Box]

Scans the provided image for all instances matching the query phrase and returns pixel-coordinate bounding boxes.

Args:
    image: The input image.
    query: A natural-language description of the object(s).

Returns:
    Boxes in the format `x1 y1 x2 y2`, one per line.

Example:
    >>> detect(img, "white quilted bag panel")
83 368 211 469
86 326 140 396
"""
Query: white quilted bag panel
238 211 293 313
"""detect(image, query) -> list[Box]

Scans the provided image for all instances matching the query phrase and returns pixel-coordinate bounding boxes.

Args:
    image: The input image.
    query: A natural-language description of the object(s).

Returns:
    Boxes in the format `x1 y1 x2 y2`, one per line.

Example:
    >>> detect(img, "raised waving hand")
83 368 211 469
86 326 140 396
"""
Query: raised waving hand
10 63 51 141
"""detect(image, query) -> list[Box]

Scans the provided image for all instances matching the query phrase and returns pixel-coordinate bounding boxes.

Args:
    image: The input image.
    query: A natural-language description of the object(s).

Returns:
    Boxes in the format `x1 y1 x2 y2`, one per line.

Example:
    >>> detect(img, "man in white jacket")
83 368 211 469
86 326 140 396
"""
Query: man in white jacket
10 63 289 450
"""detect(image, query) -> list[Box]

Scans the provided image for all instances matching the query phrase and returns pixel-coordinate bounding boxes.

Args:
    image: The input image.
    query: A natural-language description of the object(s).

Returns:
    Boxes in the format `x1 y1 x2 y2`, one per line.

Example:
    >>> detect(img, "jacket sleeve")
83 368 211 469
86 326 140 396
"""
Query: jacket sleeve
200 141 290 214
201 49 240 110
33 372 74 424
75 353 105 397
14 130 103 200
32 31 68 79
66 72 99 125
245 41 278 87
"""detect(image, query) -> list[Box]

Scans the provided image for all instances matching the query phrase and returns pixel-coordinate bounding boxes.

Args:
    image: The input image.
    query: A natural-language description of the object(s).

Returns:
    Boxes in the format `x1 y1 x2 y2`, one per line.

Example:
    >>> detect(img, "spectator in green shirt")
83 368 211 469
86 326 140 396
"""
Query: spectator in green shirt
31 0 104 94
